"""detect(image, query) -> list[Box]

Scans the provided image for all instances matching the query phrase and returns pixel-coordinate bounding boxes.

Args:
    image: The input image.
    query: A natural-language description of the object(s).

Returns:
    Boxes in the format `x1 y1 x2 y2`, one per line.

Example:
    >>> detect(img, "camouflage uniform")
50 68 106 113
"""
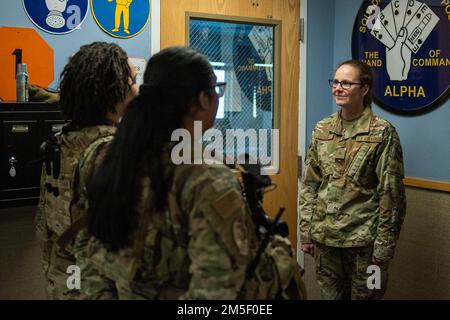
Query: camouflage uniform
299 107 406 300
72 149 306 300
35 125 116 299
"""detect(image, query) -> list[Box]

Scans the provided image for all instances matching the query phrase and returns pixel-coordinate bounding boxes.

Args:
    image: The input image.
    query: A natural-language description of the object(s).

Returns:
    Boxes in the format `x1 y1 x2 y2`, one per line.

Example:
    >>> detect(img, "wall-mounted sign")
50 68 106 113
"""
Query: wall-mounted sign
91 0 150 39
352 0 450 113
23 0 89 35
129 57 146 86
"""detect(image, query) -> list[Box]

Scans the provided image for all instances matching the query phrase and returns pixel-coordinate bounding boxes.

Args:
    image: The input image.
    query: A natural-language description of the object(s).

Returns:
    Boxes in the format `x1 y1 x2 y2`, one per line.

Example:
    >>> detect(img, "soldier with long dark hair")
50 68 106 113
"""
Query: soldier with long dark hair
73 46 305 300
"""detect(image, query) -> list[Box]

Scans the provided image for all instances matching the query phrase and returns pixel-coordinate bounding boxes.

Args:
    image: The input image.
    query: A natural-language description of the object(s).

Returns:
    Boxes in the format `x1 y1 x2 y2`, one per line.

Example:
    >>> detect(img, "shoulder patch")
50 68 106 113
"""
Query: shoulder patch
211 189 243 219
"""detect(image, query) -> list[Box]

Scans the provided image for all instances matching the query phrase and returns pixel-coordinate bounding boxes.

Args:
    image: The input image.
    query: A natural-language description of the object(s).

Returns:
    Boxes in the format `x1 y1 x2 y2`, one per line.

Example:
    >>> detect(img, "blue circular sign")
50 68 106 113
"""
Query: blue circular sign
91 0 150 39
352 0 450 114
23 0 89 35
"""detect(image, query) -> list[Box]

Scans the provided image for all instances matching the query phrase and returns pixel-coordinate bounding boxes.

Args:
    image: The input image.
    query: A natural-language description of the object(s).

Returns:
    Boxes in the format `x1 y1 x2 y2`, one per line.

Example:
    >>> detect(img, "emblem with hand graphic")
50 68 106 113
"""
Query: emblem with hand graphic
386 27 411 81
370 1 440 81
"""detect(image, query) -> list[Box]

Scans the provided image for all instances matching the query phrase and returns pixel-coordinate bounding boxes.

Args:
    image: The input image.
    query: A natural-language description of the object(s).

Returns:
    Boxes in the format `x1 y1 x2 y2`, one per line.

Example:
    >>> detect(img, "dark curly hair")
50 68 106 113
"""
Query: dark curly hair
337 59 374 107
59 42 133 128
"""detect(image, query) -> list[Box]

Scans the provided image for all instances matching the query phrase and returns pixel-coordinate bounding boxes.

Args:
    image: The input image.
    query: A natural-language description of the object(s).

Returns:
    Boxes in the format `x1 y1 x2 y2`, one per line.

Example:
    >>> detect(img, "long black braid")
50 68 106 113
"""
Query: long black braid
87 46 216 250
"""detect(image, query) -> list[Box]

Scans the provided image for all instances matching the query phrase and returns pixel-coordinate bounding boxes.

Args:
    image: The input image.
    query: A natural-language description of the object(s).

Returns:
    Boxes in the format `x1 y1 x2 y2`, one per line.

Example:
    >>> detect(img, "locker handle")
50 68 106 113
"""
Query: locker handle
12 125 29 133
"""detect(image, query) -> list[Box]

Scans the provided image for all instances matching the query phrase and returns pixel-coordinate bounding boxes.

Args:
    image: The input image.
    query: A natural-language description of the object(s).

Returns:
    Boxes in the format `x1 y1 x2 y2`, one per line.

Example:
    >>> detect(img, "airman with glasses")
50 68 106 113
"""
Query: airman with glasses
300 59 406 300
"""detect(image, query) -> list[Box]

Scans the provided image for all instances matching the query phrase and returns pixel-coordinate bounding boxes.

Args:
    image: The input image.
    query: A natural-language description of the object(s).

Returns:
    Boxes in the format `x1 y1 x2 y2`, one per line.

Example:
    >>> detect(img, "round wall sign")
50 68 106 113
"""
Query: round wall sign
352 0 450 113
23 0 89 35
90 0 150 39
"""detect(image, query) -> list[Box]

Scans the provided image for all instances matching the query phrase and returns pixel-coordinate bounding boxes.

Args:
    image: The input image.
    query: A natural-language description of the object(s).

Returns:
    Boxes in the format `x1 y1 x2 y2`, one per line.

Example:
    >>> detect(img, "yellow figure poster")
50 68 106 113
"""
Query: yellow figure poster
91 0 150 38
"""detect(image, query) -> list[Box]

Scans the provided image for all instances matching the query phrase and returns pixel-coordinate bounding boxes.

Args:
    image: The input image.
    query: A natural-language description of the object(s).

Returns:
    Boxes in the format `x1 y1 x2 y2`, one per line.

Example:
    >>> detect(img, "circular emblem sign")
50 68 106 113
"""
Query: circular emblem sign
91 0 150 39
23 0 89 35
352 0 450 113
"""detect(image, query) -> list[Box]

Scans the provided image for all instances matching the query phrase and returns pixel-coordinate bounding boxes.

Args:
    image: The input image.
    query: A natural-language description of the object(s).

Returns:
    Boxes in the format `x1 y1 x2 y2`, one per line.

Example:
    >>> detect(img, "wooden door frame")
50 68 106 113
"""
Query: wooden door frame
298 0 308 269
160 0 301 253
151 0 161 55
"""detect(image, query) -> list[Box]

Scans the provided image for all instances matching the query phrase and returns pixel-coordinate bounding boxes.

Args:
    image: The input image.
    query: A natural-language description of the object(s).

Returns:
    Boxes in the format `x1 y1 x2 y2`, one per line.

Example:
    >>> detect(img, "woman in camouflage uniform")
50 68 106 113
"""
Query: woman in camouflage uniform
73 46 305 300
36 42 138 299
299 60 406 300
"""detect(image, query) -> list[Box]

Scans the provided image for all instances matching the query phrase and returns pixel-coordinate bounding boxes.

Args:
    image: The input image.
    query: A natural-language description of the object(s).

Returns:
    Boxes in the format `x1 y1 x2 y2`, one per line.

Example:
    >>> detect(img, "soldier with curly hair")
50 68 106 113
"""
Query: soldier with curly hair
35 41 138 299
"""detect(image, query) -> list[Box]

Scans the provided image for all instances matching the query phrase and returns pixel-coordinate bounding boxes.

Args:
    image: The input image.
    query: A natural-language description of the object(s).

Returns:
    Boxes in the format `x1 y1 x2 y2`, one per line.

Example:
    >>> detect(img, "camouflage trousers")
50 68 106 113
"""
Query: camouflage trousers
36 229 80 299
46 244 81 299
313 242 389 300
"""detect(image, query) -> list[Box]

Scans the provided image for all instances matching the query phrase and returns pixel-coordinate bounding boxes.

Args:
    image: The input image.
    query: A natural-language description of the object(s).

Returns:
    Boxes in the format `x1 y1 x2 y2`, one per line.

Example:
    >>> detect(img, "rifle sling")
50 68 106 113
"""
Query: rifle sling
56 214 88 249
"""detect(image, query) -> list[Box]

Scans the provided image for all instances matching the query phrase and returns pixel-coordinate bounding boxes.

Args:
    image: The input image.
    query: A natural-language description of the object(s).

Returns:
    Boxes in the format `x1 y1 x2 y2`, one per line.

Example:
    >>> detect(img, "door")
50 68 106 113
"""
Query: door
161 0 301 249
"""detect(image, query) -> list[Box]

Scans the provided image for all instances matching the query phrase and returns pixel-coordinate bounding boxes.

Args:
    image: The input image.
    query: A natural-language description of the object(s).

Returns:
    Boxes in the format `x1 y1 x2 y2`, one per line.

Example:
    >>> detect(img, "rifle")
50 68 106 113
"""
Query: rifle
236 158 289 281
38 135 61 196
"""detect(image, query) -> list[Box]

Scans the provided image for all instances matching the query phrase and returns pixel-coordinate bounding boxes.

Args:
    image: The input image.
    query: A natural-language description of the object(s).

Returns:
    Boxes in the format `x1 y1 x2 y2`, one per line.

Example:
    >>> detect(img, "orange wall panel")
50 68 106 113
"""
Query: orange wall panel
0 27 54 101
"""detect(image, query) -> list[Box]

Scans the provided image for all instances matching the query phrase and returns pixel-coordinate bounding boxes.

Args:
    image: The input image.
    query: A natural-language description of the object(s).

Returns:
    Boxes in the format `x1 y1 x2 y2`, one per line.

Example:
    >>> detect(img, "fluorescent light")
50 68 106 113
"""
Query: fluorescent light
210 62 226 67
254 63 273 68
253 86 257 118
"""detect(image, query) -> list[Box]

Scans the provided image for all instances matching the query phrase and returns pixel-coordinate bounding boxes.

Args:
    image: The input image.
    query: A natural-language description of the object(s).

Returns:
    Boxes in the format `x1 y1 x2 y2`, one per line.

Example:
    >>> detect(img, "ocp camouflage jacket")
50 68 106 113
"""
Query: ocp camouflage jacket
299 107 406 261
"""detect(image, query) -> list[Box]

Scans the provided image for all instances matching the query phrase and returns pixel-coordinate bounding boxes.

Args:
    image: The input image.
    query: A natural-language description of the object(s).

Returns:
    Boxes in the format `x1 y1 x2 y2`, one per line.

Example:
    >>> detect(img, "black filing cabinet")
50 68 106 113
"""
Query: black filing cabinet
0 102 65 207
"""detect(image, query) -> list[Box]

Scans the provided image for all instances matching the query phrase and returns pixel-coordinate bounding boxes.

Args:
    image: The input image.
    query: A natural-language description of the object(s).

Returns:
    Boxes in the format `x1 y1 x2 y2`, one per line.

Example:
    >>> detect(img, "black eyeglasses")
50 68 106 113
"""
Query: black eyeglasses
328 79 364 89
212 82 227 97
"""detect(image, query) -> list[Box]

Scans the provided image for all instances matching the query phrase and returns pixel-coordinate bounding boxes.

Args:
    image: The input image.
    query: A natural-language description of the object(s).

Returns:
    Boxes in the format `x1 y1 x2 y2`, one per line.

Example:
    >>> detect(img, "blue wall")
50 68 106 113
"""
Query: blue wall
307 0 450 182
305 0 335 146
0 1 151 89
